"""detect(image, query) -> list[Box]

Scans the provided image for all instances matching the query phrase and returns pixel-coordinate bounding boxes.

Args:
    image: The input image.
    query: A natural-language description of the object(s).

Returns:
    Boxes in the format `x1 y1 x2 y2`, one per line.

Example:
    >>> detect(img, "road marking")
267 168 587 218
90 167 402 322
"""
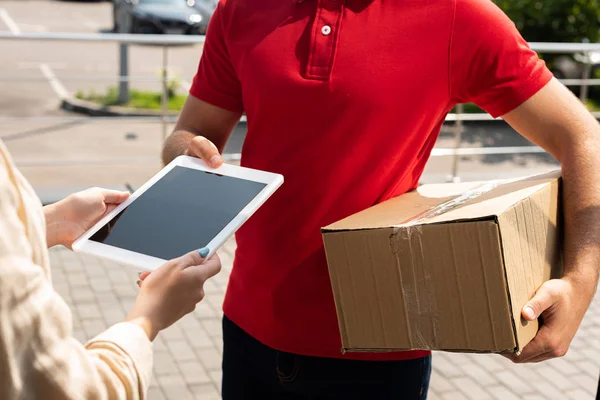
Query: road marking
72 12 100 31
0 8 21 35
39 63 69 100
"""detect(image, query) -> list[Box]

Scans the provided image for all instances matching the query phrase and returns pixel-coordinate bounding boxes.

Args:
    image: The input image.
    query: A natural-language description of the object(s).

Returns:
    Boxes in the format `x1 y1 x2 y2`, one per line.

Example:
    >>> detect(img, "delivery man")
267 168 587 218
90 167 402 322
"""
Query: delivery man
159 0 600 398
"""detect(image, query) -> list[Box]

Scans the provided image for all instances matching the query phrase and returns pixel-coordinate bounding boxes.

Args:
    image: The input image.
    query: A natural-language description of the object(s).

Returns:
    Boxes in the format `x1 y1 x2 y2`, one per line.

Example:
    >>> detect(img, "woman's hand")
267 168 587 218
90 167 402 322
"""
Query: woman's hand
44 188 130 249
126 248 221 340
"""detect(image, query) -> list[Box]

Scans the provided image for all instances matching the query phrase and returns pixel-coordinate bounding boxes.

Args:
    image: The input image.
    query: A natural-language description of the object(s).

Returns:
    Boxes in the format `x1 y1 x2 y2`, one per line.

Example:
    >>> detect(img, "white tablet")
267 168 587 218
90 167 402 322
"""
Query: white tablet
72 156 283 272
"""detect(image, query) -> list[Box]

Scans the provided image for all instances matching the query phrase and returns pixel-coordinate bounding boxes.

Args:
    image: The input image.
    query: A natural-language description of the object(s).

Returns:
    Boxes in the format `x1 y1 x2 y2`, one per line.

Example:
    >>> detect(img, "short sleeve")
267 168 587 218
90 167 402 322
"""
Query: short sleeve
189 1 244 113
449 0 553 118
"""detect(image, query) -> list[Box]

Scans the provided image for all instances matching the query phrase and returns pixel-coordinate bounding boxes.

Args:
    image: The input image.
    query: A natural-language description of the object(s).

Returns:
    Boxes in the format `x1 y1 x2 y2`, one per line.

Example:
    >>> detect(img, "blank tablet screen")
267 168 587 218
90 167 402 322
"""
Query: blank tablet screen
90 166 266 260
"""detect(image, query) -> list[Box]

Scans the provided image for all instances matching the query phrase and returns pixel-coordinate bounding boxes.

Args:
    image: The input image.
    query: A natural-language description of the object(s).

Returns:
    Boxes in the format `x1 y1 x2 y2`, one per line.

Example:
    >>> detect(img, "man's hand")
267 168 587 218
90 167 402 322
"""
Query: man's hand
506 278 595 363
185 136 224 168
501 77 600 363
161 95 241 166
44 188 130 249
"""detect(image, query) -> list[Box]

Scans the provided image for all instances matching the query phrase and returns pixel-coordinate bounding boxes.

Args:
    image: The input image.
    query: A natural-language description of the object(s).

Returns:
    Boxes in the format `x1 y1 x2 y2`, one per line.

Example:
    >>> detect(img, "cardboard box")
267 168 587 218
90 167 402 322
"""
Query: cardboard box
322 171 563 354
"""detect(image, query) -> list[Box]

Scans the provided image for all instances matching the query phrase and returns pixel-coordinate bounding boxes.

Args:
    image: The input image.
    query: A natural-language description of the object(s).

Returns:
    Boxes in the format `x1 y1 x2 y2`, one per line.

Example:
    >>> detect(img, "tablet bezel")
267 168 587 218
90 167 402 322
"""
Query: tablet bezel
72 155 283 272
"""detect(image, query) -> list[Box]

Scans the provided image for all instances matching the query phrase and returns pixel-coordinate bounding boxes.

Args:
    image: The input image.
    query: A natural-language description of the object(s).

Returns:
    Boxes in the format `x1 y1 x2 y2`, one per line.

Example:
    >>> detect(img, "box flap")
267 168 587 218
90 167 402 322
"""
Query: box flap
323 170 561 232
497 178 563 351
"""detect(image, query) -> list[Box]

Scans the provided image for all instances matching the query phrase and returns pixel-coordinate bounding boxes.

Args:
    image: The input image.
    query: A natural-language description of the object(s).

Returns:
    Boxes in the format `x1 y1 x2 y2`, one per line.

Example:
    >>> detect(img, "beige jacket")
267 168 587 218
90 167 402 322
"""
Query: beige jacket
0 141 153 400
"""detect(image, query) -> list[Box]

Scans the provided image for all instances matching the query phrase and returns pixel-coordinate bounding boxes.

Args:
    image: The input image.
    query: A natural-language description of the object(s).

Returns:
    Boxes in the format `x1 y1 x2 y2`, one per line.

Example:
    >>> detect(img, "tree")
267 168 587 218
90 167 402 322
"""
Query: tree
493 0 600 43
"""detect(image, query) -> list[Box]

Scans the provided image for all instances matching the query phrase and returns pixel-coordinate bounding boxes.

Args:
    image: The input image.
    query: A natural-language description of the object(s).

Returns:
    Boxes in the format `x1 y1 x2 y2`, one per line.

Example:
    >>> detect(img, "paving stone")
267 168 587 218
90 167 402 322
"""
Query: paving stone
471 354 507 373
426 388 443 400
153 351 179 376
67 272 89 287
71 287 96 302
446 353 476 366
203 294 224 312
544 357 579 376
209 369 222 392
179 314 203 330
495 370 533 395
433 354 465 379
113 283 136 297
62 260 83 272
189 383 220 400
452 377 493 400
161 324 186 341
178 360 211 385
202 279 222 295
430 369 456 392
88 277 113 292
108 269 130 283
157 375 193 400
185 329 214 350
530 381 566 400
72 329 88 344
167 340 198 362
147 386 166 400
441 391 468 400
212 340 223 353
523 395 547 400
75 303 102 320
52 283 70 297
119 297 136 311
82 319 107 338
85 263 108 277
573 374 598 395
201 319 222 338
460 363 498 386
505 363 544 385
101 308 126 326
153 335 168 352
566 388 594 400
534 366 576 391
195 347 222 371
487 386 521 400
193 303 217 320
575 361 600 379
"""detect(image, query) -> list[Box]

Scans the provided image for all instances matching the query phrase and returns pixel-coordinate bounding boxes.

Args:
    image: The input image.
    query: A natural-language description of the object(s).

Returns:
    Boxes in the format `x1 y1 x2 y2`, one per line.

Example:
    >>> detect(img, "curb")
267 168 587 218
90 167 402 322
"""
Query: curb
60 96 180 118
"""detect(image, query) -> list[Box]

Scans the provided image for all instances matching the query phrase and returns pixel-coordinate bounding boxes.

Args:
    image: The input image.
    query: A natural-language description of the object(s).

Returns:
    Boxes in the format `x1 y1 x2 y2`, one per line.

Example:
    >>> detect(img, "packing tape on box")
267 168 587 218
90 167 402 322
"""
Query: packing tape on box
391 180 499 349
401 181 499 225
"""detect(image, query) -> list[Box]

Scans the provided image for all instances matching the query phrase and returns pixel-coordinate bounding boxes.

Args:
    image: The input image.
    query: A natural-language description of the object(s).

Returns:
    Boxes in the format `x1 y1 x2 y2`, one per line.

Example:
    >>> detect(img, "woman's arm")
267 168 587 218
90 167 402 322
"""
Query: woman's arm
0 173 152 399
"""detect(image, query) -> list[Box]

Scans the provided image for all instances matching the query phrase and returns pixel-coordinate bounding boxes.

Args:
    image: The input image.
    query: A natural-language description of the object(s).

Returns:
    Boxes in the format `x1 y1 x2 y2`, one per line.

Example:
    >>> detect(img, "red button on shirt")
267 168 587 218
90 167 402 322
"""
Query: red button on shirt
190 0 552 360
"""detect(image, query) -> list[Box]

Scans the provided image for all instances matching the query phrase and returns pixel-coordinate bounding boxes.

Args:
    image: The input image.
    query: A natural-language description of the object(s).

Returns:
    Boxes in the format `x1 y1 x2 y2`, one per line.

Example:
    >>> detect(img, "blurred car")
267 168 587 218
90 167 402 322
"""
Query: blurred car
112 0 213 35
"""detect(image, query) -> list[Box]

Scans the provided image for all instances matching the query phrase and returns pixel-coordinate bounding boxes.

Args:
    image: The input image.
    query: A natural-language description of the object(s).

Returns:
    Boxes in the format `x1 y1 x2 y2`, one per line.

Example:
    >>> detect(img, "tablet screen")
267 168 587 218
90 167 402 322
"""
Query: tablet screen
90 166 266 260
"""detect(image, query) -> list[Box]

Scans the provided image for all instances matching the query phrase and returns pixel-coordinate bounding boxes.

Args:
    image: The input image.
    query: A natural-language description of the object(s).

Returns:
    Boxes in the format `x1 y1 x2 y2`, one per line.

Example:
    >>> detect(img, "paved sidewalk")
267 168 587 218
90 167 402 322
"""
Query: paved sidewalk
50 240 599 400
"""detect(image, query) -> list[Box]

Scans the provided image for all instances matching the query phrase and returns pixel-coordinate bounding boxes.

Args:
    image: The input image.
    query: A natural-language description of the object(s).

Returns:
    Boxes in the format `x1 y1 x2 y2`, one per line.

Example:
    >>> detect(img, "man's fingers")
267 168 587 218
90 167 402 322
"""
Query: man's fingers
506 336 548 363
188 136 223 168
504 324 565 364
522 283 557 321
101 190 130 205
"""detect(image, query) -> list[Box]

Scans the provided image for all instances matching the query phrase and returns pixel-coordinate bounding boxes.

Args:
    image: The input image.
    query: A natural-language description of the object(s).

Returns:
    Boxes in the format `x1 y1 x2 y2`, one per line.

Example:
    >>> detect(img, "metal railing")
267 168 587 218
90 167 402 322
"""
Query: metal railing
1 31 600 181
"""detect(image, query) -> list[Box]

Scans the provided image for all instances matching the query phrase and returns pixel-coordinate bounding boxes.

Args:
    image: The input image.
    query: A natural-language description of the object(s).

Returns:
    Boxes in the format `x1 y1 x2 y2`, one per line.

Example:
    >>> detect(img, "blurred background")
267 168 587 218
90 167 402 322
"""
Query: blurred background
0 1 598 399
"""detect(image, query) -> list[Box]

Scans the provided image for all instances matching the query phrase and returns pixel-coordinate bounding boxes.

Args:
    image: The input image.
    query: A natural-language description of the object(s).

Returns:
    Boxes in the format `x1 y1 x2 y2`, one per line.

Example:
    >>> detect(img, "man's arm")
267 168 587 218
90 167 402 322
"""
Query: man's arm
162 95 242 166
502 77 600 363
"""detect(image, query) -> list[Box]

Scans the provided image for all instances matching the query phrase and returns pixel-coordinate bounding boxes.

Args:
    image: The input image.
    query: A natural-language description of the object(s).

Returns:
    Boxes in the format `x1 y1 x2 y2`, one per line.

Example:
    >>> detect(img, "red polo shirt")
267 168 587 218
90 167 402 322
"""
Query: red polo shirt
190 0 552 360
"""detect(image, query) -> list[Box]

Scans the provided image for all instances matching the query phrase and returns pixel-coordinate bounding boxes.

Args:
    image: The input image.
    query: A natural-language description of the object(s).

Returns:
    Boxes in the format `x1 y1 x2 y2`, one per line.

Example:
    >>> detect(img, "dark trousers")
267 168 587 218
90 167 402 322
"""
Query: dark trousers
222 316 432 399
